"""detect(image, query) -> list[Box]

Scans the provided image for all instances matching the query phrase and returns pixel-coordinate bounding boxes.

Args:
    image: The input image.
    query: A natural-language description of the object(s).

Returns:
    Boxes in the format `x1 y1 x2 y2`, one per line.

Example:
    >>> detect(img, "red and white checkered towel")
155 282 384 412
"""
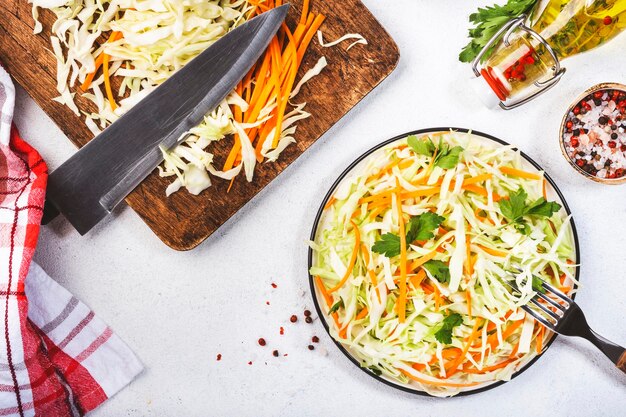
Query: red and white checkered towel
0 66 142 416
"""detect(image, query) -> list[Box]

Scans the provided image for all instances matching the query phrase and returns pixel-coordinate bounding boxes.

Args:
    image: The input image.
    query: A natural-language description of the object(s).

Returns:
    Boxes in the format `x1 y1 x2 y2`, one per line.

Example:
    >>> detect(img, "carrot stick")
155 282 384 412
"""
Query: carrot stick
395 181 408 323
361 244 381 303
476 244 507 257
408 249 438 273
433 285 441 312
315 276 342 330
296 14 326 64
316 276 333 308
328 221 361 293
399 187 441 201
102 53 117 111
223 135 241 171
271 24 298 148
409 269 426 289
461 173 493 186
446 318 482 376
300 0 310 25
466 289 472 318
356 307 369 320
462 184 502 201
359 189 398 204
368 206 385 220
80 31 122 91
536 326 545 354
499 166 541 180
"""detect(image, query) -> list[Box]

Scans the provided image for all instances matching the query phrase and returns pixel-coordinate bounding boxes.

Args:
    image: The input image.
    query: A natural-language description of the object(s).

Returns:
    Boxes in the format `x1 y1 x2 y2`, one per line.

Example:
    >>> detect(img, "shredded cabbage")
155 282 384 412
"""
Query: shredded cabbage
310 131 577 397
31 0 327 195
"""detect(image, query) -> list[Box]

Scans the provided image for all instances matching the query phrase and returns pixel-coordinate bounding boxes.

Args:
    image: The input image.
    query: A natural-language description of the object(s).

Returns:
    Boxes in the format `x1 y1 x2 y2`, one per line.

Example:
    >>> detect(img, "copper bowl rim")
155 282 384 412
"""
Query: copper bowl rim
559 82 626 185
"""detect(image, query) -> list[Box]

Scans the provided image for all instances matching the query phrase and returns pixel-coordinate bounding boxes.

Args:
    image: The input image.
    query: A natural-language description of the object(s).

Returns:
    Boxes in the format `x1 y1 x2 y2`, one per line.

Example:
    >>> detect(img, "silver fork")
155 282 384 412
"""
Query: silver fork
507 278 626 374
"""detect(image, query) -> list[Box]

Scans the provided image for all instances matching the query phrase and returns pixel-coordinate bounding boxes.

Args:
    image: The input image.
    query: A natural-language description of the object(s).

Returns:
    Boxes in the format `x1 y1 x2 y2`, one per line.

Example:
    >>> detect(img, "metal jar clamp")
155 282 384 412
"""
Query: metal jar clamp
471 15 567 110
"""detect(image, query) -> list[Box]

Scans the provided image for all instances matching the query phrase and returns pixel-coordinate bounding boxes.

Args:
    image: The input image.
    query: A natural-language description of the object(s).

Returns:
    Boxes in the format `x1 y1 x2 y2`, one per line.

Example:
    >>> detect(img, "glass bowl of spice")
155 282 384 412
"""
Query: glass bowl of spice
560 83 626 184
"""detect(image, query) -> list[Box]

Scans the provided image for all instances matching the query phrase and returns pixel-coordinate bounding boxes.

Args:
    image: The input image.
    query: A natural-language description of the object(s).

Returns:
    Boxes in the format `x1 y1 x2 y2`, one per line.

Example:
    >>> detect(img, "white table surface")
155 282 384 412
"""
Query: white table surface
12 0 626 415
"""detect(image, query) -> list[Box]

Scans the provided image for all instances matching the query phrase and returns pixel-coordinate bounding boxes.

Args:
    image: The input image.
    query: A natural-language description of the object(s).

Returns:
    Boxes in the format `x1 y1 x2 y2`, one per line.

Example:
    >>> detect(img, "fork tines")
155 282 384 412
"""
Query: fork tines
503 277 572 331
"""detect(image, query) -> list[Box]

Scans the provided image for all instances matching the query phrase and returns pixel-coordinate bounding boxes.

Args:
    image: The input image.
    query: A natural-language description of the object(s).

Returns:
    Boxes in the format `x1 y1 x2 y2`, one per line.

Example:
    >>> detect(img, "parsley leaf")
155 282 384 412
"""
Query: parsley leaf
422 260 450 283
372 213 445 258
532 275 546 294
407 136 464 169
406 212 445 243
526 198 562 218
498 187 561 235
498 187 528 221
407 135 435 156
435 145 464 169
328 299 344 315
371 233 401 258
459 0 540 63
434 312 464 344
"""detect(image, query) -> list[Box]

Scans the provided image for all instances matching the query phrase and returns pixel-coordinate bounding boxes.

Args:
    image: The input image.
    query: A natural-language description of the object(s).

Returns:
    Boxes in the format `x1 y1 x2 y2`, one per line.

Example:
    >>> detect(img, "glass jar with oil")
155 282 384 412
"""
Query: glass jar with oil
474 0 626 109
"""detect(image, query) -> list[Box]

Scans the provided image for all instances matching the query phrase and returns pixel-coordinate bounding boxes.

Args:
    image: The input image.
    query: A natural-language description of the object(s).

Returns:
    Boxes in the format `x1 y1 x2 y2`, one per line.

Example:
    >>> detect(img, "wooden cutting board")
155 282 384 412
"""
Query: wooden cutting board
0 0 399 250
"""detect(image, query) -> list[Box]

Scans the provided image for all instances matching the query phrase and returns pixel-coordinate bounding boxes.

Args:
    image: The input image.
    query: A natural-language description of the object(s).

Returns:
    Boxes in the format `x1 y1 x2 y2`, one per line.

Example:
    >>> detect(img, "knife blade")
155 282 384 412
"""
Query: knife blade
43 4 289 235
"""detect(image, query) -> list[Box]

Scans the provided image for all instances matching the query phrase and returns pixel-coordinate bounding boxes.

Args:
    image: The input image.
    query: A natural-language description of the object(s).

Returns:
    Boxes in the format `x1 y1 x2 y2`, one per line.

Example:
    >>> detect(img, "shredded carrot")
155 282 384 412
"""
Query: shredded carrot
221 3 324 172
409 269 426 289
466 289 472 318
446 318 483 376
323 197 336 210
462 173 493 186
395 180 408 323
361 243 381 303
476 244 507 257
338 326 348 339
433 285 441 311
102 53 117 111
80 31 122 91
542 178 547 199
368 206 385 220
499 166 541 180
462 184 502 201
536 325 545 354
420 282 434 294
400 187 441 201
328 220 361 293
408 249 438 272
297 14 326 64
300 0 310 25
271 24 298 148
359 188 398 204
411 363 426 372
355 308 369 320
315 275 342 331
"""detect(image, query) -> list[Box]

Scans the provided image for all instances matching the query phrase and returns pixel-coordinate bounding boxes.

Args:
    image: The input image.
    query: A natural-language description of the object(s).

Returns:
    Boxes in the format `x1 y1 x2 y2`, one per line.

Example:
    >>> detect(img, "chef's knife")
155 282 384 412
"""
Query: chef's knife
43 5 289 235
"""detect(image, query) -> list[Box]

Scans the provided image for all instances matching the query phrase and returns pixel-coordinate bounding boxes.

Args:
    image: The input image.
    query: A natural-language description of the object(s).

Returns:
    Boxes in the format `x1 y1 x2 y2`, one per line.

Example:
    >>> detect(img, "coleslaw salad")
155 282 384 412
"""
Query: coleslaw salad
309 129 579 397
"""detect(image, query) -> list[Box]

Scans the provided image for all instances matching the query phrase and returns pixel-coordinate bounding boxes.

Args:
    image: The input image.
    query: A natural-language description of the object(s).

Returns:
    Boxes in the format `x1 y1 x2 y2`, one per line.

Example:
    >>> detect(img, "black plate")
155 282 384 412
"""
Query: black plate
307 127 580 397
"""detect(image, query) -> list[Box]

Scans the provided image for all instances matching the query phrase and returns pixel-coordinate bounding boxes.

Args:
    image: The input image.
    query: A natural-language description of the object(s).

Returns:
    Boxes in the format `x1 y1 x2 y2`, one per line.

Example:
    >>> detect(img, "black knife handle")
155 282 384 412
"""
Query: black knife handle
41 200 60 225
